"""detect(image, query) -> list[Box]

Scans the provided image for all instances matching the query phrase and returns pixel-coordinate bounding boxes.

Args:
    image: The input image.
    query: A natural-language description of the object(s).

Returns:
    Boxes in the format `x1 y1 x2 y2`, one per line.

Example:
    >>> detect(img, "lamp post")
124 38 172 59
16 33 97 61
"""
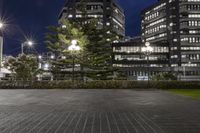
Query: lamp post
0 21 4 73
142 42 153 86
21 40 33 54
68 40 81 84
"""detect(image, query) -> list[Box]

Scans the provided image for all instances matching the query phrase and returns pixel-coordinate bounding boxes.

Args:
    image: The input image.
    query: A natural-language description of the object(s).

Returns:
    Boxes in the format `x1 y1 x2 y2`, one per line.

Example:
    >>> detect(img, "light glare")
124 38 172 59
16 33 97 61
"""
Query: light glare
0 22 4 29
71 40 77 45
27 41 33 46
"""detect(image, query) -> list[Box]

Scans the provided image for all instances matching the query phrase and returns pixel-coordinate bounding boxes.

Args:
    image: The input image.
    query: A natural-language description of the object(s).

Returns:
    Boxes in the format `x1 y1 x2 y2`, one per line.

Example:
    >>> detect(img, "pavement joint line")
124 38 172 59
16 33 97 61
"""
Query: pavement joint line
123 112 139 133
111 112 121 133
0 112 27 130
81 113 88 133
1 112 36 133
106 113 112 133
140 112 166 133
13 112 45 133
99 113 102 133
128 112 149 133
118 113 131 133
43 112 66 133
48 112 71 133
0 112 12 120
135 112 159 133
91 113 95 133
113 113 126 133
18 113 49 133
28 113 54 133
63 112 79 133
72 112 83 133
0 90 200 132
36 112 61 133
93 112 100 133
54 112 72 133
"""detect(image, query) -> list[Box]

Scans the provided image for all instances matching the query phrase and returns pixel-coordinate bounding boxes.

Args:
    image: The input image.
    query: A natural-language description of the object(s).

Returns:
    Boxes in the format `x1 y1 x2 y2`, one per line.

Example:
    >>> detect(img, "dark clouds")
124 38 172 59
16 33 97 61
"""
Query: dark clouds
1 0 156 54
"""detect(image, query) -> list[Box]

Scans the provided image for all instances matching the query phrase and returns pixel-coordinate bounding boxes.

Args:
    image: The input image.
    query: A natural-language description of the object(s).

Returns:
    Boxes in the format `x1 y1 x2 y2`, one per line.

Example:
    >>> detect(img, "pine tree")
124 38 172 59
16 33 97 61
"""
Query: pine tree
45 19 89 80
45 1 120 80
82 20 119 80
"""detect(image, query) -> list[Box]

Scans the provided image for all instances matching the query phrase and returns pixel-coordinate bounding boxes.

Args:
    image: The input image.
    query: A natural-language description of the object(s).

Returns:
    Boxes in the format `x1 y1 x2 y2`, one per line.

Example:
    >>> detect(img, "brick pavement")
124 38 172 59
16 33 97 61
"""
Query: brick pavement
0 89 199 133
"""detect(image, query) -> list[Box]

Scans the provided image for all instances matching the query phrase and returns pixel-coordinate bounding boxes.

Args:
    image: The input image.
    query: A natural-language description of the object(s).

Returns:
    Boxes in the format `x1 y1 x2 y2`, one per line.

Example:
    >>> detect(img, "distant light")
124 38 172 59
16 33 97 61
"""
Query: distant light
147 46 153 52
62 56 66 59
145 42 150 47
51 55 55 59
68 14 73 18
0 22 3 29
106 38 111 42
76 46 81 51
27 41 33 46
107 31 111 34
44 63 49 70
113 40 119 43
106 22 110 26
62 25 67 29
71 40 77 45
68 44 81 51
38 55 42 59
44 64 49 68
141 47 147 52
142 46 153 52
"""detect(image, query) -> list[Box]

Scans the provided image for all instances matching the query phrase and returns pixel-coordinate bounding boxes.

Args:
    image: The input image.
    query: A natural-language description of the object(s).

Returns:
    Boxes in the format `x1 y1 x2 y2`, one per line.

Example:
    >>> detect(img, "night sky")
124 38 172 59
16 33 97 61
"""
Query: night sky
0 0 156 55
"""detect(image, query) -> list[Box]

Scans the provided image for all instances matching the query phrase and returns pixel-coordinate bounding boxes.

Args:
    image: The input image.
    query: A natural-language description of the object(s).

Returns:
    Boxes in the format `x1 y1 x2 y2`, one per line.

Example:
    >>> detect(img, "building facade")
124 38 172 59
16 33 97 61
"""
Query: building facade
112 37 172 80
59 0 125 36
140 0 200 80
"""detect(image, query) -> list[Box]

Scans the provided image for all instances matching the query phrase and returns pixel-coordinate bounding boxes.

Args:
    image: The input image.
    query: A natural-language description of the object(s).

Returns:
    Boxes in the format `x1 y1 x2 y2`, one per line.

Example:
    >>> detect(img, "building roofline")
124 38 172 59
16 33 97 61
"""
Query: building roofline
113 0 124 13
141 0 165 15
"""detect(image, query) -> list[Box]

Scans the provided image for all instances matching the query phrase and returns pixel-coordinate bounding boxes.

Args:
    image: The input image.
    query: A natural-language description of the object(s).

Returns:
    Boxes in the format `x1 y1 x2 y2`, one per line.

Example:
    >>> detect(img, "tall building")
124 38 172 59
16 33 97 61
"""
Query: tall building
59 0 125 36
140 0 200 80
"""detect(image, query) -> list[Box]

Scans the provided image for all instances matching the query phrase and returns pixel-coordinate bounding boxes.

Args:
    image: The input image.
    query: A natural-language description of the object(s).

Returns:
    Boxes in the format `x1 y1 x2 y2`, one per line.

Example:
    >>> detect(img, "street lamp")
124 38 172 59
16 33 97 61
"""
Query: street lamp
142 42 153 85
68 40 80 84
21 40 34 54
0 21 5 73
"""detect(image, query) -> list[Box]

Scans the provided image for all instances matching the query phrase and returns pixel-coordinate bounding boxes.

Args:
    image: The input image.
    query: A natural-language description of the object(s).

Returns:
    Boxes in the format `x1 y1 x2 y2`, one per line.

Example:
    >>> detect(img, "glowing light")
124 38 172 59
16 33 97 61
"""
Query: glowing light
0 22 3 29
71 40 77 45
145 42 150 47
62 25 67 29
141 47 147 52
51 55 55 59
147 46 153 52
62 56 66 59
27 41 33 46
68 44 80 51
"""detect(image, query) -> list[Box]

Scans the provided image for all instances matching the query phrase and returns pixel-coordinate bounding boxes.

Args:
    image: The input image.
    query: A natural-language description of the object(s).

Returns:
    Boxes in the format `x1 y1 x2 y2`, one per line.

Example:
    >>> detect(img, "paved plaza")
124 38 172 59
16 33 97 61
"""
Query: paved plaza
0 89 199 133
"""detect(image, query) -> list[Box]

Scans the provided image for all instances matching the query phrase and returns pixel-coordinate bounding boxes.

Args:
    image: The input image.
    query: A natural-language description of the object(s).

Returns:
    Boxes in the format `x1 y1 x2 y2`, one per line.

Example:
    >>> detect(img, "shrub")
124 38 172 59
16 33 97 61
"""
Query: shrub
0 80 199 89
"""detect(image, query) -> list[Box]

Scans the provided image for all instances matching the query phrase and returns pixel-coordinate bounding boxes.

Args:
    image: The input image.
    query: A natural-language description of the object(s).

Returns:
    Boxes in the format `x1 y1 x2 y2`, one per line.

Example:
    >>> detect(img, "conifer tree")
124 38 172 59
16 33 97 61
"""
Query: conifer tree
45 0 120 80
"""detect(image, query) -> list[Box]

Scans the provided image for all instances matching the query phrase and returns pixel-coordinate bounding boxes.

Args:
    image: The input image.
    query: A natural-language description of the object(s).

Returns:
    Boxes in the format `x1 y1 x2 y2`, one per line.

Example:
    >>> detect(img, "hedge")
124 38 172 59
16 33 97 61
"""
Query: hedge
0 80 200 89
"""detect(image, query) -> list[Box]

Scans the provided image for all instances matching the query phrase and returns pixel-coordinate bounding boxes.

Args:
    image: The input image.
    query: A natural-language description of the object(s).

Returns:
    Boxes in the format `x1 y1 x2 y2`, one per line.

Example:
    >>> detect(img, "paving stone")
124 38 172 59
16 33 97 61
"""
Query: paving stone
0 89 199 133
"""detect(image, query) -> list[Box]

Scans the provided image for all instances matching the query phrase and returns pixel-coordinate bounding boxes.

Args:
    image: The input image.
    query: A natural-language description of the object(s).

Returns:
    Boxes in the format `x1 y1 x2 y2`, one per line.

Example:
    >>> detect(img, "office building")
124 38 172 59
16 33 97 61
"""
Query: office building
112 37 172 80
59 0 125 36
140 0 200 80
